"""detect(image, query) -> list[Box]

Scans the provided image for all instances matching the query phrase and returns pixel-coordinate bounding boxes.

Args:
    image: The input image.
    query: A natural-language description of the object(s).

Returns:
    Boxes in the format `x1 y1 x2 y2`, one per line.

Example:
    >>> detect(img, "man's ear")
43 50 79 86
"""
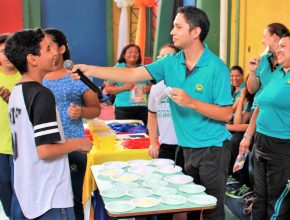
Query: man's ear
191 27 201 40
27 54 37 66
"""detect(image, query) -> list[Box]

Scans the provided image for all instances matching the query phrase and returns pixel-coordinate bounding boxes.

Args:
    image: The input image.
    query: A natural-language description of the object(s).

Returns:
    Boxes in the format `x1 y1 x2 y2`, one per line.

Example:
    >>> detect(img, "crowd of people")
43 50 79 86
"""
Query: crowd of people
0 5 289 220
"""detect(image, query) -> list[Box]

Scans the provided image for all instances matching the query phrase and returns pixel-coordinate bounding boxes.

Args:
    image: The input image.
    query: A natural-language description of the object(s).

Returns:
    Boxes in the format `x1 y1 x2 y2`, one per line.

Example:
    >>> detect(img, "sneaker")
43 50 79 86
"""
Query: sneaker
227 175 239 185
226 184 253 199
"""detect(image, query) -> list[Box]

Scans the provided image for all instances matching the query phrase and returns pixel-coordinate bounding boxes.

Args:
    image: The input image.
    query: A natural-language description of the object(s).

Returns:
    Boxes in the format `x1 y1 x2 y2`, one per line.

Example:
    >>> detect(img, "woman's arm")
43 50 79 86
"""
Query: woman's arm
104 82 134 95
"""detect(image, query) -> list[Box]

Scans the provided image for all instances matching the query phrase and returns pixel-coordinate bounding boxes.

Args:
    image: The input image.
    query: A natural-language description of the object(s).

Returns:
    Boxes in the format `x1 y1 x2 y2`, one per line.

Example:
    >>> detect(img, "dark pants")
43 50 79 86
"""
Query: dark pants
115 106 148 126
252 133 290 220
159 144 185 170
68 152 87 220
183 141 231 220
0 153 12 217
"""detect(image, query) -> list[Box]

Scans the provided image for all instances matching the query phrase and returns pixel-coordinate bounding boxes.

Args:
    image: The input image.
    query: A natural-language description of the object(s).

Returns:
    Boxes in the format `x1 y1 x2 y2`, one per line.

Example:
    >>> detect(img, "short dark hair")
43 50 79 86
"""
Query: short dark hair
230 65 244 75
5 28 45 74
281 32 290 39
117 43 142 64
267 23 289 38
44 28 70 60
176 6 210 42
0 33 11 45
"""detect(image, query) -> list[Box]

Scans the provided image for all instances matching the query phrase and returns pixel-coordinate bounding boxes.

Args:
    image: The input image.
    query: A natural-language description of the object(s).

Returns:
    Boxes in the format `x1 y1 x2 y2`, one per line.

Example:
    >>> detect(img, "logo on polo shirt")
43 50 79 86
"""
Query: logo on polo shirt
288 79 290 84
196 84 203 91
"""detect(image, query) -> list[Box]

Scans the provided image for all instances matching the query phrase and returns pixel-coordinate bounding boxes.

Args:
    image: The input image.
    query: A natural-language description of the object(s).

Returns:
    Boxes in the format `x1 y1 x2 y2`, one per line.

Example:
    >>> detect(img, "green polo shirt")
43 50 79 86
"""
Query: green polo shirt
256 67 290 139
108 62 150 107
252 53 280 109
145 44 232 148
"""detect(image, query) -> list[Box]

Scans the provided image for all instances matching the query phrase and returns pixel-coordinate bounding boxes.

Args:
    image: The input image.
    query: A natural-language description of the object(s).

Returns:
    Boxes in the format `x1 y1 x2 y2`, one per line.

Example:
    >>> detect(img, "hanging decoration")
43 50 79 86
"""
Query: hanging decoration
134 0 155 63
114 0 134 59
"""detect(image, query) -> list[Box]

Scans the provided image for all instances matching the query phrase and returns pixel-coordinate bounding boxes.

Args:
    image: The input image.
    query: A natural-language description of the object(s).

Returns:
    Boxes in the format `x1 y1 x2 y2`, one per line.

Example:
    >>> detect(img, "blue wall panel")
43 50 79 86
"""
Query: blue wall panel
41 0 107 66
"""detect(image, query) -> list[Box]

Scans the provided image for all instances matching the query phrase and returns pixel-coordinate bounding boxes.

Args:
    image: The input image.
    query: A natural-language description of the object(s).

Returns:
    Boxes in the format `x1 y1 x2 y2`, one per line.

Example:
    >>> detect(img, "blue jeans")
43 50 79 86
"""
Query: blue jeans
0 153 12 217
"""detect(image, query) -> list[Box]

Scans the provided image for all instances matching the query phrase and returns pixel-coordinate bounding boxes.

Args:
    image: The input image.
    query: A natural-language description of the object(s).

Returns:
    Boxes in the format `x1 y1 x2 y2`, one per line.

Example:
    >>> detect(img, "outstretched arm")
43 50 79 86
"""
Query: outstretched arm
71 65 152 83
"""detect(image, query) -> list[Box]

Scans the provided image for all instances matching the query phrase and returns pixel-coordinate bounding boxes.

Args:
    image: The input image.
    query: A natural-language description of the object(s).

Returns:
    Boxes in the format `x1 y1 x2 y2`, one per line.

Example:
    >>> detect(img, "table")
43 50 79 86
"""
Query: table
91 162 217 219
82 142 151 220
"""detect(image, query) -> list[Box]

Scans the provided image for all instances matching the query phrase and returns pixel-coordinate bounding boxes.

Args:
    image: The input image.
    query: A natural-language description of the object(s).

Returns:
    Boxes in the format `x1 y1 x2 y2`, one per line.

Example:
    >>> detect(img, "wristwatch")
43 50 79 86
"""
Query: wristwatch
243 133 252 140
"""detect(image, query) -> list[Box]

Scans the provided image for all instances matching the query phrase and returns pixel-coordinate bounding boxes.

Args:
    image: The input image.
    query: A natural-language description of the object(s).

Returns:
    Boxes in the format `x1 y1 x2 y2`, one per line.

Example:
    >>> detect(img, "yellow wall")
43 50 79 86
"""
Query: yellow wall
232 0 290 73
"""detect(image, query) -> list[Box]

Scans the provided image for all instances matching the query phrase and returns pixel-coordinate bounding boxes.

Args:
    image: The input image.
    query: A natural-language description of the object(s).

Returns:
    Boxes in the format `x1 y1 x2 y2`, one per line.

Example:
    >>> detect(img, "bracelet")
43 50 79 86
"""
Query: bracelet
244 133 252 140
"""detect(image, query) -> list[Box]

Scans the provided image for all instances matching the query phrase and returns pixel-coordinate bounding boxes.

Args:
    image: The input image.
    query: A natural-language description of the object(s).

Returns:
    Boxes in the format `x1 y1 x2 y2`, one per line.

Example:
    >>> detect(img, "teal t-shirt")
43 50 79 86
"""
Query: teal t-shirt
145 44 232 148
252 53 280 109
256 67 290 139
108 63 151 107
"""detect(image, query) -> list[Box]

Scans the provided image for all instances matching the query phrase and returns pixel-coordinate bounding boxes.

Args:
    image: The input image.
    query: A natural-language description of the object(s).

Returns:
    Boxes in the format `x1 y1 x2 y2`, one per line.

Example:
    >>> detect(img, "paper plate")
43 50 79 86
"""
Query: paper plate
160 195 187 205
113 182 139 191
156 165 182 175
178 184 206 194
103 161 128 169
98 168 124 177
132 197 160 208
164 175 193 185
153 186 177 197
143 179 168 188
105 200 136 213
100 187 126 198
150 158 174 166
127 188 153 198
139 173 163 180
128 159 151 167
188 194 217 205
128 166 156 174
111 173 138 183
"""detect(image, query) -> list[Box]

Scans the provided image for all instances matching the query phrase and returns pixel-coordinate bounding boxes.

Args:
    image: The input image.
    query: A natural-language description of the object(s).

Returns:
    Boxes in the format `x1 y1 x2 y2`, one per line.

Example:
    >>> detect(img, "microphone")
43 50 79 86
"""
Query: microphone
64 60 102 99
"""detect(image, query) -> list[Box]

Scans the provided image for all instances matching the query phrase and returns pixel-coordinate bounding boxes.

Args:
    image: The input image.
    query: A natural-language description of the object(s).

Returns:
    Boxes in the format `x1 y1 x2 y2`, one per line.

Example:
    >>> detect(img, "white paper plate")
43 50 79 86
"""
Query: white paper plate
128 166 155 174
160 195 187 205
139 173 163 180
105 200 136 213
100 187 126 198
98 168 124 177
156 165 182 175
113 182 139 191
188 194 217 205
153 187 177 197
127 188 153 198
178 184 206 194
128 159 151 167
143 179 168 188
111 173 138 183
132 197 160 208
164 174 193 185
150 158 174 166
103 161 128 169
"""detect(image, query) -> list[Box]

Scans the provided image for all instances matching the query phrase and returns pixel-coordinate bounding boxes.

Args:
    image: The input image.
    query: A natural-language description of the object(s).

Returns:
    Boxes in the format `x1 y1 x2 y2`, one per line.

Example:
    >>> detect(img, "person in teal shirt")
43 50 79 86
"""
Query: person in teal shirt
247 23 288 110
104 44 151 125
70 6 233 220
240 33 290 220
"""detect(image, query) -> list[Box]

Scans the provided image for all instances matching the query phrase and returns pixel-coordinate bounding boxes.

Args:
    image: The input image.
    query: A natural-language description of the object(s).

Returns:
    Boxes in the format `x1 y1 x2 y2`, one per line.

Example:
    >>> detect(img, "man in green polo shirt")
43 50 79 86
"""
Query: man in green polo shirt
71 6 233 219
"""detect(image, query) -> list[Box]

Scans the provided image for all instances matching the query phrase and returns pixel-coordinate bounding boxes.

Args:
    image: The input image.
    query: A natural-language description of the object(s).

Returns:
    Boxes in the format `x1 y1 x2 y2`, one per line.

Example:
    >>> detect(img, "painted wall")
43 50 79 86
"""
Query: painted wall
231 0 290 72
0 0 23 34
41 0 107 66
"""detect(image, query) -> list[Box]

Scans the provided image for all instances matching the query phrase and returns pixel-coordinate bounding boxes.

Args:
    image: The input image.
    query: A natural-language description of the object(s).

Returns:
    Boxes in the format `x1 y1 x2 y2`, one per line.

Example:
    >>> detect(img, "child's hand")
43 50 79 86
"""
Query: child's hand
0 87 11 103
67 103 82 120
79 137 92 153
